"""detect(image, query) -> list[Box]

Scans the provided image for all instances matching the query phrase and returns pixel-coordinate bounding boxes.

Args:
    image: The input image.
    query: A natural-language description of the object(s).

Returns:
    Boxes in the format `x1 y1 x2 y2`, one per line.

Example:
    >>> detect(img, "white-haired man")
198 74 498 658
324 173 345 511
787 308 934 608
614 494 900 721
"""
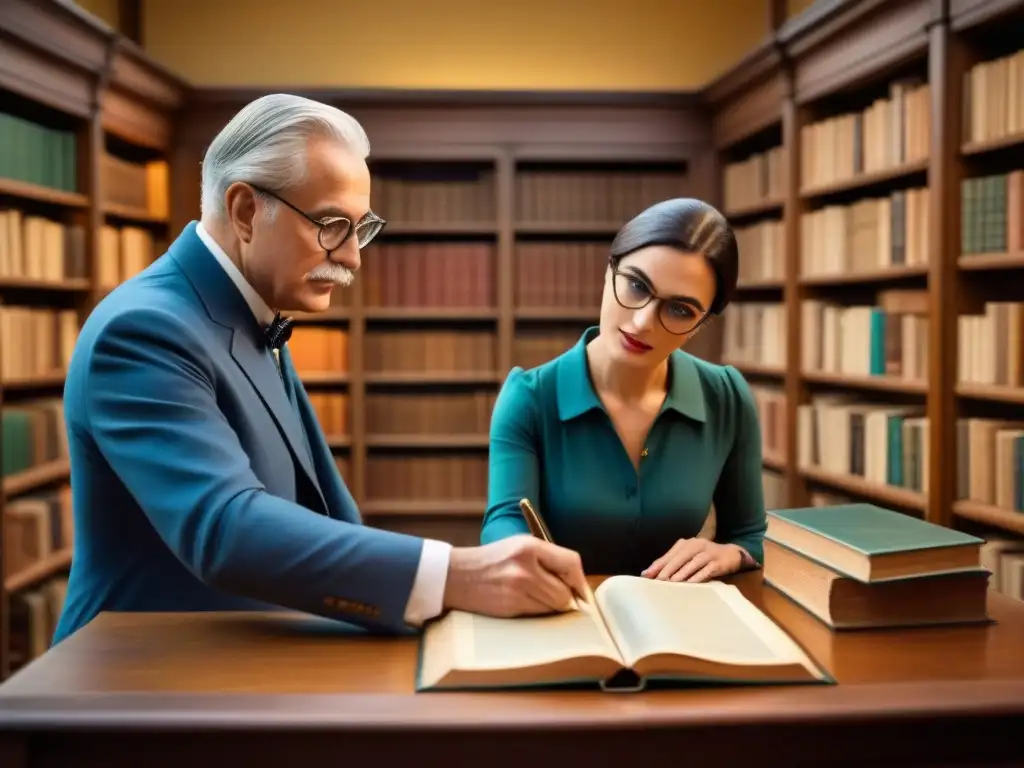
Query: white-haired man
53 94 586 644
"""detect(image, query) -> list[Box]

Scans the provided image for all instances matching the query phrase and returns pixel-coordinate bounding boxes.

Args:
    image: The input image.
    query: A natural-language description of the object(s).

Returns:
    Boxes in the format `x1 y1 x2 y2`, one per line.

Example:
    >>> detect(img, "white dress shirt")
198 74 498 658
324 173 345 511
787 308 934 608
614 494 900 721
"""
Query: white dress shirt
195 222 451 627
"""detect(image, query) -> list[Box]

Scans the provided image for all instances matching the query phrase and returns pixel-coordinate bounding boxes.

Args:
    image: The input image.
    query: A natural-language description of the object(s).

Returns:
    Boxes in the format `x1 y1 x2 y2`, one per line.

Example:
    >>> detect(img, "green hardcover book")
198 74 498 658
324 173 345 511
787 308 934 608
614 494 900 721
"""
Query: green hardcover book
766 504 984 583
415 576 833 692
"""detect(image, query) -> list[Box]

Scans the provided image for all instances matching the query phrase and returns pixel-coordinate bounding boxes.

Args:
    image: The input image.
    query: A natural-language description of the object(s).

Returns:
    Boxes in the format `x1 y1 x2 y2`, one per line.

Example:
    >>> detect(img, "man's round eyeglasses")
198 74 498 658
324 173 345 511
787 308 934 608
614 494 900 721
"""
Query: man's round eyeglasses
248 183 386 251
611 269 706 336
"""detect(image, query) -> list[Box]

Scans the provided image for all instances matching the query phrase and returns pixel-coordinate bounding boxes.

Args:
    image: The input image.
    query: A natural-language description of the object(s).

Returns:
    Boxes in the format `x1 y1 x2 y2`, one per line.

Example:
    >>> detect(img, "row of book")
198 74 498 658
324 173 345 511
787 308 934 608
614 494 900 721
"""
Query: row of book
101 155 169 220
97 225 164 291
962 171 1024 256
0 111 77 193
10 575 67 671
363 391 496 436
362 243 495 309
362 329 495 375
751 385 787 463
1 399 67 479
800 187 929 277
723 146 786 213
964 46 1024 146
796 397 928 496
958 418 1024 512
958 301 1024 388
514 170 686 224
365 455 487 501
371 171 496 225
287 328 349 375
800 78 931 191
3 484 72 582
735 220 785 284
513 329 585 371
307 393 349 438
515 242 607 309
721 302 787 370
0 309 77 384
801 292 929 382
0 211 87 282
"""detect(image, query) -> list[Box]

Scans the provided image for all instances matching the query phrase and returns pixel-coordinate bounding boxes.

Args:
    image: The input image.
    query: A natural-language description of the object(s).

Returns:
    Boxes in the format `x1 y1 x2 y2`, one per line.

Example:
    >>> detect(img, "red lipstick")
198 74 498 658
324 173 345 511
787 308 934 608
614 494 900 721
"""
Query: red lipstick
620 330 653 354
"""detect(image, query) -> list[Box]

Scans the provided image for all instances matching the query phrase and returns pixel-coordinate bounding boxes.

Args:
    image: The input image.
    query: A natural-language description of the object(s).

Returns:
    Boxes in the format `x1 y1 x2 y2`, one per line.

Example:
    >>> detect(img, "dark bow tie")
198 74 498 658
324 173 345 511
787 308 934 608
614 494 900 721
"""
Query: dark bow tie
265 313 293 351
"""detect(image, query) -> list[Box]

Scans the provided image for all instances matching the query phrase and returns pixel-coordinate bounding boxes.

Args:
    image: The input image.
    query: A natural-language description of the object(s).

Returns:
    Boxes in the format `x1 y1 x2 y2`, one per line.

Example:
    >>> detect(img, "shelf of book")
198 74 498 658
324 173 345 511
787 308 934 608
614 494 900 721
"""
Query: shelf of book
0 1 186 679
708 0 1024 606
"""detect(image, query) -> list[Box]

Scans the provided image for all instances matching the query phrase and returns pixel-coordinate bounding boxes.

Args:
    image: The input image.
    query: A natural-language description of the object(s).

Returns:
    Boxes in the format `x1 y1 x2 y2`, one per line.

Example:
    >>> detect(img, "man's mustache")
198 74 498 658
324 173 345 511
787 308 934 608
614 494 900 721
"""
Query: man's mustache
305 263 354 286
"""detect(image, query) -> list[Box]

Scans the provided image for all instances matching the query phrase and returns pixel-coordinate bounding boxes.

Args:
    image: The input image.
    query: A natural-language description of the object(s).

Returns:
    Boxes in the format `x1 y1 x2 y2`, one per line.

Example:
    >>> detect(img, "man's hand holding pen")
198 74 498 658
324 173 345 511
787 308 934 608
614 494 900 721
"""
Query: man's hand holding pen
442 535 588 617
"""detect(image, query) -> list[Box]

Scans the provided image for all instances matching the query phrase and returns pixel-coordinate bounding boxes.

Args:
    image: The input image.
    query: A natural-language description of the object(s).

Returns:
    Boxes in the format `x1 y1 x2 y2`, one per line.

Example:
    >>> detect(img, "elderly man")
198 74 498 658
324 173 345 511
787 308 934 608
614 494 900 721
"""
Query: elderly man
52 94 586 644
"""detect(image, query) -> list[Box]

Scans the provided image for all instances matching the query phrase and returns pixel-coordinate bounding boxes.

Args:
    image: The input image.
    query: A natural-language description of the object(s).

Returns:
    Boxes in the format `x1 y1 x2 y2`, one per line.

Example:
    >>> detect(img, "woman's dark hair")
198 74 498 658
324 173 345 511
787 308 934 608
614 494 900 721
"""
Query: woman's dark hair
608 197 738 316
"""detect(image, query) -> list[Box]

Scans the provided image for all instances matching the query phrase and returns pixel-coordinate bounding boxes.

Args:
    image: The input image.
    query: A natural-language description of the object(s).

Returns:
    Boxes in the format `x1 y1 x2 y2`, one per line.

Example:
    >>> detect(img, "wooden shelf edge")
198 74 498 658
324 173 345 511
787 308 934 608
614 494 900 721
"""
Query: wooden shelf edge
763 453 787 471
4 547 73 593
0 178 88 208
361 499 485 517
727 362 786 377
802 371 927 393
736 279 785 290
799 265 929 286
102 203 169 225
364 371 502 385
724 199 784 219
799 160 929 200
953 501 1024 536
799 465 927 511
384 222 497 235
961 132 1024 156
366 434 490 449
3 458 71 499
365 307 497 321
514 221 619 235
0 277 90 292
0 371 66 390
958 252 1024 271
956 383 1024 404
515 307 599 321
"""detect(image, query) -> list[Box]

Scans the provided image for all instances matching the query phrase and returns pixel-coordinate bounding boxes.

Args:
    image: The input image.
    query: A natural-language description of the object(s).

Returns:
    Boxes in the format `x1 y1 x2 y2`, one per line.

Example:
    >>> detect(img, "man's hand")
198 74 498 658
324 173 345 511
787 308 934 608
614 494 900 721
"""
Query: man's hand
443 535 588 617
641 539 744 582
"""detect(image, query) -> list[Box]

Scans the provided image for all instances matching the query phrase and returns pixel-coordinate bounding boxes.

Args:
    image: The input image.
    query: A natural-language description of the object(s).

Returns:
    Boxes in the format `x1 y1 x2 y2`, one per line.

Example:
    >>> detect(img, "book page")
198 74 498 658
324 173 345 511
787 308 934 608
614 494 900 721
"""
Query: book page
595 576 819 672
418 600 624 688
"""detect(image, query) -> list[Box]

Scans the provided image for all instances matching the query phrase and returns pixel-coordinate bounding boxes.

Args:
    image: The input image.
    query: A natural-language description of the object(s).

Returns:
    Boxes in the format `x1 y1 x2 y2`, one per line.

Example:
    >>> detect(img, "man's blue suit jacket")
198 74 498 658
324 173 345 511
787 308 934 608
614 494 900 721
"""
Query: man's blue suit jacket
52 222 426 644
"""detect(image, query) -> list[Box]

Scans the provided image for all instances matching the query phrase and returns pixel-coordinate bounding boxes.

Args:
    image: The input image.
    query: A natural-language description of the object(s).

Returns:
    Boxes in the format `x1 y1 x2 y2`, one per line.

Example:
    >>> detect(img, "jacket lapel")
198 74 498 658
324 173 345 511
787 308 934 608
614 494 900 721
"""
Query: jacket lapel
281 345 358 523
169 222 327 509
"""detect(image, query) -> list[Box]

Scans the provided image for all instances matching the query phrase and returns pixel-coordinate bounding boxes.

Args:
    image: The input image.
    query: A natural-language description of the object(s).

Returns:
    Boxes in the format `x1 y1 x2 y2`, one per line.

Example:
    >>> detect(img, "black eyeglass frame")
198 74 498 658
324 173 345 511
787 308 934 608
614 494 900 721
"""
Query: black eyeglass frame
609 265 712 337
247 182 387 251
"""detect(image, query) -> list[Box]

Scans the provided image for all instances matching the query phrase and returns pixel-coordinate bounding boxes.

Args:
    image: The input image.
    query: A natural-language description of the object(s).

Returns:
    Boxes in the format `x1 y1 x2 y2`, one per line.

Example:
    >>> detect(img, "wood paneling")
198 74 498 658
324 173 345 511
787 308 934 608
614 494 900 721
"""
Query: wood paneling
785 0 931 104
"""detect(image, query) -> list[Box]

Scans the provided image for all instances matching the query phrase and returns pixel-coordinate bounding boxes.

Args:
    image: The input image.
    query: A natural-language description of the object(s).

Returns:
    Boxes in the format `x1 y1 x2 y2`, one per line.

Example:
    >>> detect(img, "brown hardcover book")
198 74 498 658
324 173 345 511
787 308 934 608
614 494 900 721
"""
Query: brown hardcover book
764 539 991 630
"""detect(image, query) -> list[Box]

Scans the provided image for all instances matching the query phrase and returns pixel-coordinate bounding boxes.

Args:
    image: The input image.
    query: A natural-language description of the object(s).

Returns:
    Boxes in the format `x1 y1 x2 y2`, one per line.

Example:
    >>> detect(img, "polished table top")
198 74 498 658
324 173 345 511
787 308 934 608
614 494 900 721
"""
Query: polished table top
0 572 1023 733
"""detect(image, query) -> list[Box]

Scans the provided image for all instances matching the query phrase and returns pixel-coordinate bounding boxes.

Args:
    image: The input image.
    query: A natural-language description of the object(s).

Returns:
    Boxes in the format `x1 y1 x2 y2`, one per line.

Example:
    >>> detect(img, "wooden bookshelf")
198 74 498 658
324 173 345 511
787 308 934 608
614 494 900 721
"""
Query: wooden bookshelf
0 0 185 679
707 0 1024 605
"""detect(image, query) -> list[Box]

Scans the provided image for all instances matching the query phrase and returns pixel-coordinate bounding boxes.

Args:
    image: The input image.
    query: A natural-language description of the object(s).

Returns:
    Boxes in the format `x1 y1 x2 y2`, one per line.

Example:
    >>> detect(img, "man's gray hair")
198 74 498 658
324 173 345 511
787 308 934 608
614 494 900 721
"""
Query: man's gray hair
200 93 371 218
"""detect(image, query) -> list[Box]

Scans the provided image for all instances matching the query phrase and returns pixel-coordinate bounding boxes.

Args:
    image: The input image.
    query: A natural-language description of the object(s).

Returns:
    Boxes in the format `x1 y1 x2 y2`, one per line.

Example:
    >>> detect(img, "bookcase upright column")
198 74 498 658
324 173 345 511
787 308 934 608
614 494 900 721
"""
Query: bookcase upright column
925 2 964 528
780 65 808 510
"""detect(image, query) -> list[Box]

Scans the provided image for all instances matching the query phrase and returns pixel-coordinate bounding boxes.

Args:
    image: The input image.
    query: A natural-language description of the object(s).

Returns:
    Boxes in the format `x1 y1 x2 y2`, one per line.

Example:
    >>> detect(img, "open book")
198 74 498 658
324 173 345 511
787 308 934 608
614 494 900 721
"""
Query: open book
416 575 831 692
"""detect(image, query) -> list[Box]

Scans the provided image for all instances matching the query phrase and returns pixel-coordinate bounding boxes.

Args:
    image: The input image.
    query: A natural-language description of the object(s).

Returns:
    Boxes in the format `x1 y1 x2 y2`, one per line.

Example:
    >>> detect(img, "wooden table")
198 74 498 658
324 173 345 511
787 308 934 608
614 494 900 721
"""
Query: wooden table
0 573 1022 767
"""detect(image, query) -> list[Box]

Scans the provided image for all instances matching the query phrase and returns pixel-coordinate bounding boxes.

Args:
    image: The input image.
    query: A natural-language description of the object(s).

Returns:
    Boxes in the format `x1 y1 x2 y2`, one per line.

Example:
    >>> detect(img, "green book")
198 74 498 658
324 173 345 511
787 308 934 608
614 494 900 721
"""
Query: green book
766 504 984 583
415 575 833 693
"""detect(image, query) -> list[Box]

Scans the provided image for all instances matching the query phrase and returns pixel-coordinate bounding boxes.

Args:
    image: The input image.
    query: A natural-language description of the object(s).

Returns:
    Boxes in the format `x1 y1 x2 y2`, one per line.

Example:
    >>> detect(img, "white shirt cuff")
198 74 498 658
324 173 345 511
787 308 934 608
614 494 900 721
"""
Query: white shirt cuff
402 538 451 627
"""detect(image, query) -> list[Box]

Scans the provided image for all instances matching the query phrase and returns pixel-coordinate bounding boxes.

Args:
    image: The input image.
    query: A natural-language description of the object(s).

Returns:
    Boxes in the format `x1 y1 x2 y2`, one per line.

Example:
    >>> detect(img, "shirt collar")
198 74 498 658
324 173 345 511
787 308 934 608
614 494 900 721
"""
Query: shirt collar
555 326 707 424
195 221 277 327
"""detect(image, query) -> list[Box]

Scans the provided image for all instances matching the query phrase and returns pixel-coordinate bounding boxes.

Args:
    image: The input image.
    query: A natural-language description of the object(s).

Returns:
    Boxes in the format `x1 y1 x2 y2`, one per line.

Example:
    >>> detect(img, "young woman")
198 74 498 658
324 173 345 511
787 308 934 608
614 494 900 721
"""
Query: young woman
480 197 765 582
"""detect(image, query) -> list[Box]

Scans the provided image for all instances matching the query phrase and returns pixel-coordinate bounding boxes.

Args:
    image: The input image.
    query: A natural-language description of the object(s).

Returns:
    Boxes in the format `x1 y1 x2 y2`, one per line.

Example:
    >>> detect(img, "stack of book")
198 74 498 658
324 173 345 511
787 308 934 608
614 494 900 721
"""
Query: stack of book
763 504 992 629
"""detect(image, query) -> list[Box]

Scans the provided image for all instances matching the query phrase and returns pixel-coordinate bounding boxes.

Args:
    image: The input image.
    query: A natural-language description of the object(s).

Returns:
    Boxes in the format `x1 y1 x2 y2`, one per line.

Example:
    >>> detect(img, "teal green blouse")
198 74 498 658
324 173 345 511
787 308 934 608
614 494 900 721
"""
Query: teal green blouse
480 327 767 575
